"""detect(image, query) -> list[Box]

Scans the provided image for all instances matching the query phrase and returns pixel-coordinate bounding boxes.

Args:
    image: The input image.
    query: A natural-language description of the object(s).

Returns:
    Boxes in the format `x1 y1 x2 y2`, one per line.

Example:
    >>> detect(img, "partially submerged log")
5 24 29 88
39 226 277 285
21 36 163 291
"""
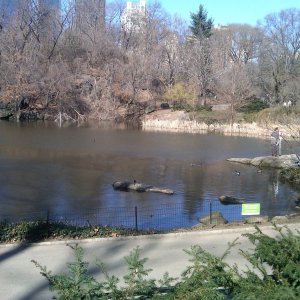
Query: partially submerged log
112 181 174 195
219 195 244 205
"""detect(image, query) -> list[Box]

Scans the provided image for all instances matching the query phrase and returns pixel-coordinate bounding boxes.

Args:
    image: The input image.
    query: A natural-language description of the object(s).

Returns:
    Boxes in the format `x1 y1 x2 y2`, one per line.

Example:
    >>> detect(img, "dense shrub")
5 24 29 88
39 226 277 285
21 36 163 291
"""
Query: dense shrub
237 99 269 114
32 245 176 300
32 225 300 299
163 82 196 105
194 104 213 112
172 102 212 112
172 101 193 111
280 167 300 185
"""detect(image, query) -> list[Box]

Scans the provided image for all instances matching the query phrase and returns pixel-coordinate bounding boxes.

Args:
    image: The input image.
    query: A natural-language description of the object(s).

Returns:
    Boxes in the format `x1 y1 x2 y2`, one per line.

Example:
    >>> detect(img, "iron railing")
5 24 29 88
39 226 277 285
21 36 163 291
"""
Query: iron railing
0 200 295 231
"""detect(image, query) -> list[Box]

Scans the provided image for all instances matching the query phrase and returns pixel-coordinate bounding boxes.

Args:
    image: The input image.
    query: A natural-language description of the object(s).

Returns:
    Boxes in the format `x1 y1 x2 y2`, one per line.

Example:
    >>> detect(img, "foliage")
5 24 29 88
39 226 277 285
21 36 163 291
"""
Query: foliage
32 244 106 300
241 112 259 123
255 106 300 125
1 4 300 122
32 225 300 299
164 82 213 112
166 240 239 300
194 104 212 112
279 168 300 185
32 245 176 300
172 102 212 112
0 221 158 243
189 4 213 39
237 224 300 300
237 99 269 114
163 82 196 105
191 109 232 125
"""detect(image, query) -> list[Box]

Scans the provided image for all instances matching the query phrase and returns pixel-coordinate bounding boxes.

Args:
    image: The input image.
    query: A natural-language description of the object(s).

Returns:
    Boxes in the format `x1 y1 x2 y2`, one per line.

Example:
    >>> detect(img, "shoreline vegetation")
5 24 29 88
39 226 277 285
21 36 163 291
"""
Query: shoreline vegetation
142 109 300 140
1 212 300 244
141 107 300 140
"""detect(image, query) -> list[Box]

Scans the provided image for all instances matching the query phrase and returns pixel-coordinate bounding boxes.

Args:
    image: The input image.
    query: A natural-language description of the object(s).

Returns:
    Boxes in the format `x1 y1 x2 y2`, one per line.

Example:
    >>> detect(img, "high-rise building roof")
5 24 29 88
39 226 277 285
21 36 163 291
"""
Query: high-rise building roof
121 0 146 33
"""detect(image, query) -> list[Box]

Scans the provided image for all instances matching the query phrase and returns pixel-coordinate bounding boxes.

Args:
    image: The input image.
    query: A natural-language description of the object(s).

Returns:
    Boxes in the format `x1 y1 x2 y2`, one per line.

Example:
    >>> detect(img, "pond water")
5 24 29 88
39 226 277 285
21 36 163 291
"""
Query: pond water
0 121 298 229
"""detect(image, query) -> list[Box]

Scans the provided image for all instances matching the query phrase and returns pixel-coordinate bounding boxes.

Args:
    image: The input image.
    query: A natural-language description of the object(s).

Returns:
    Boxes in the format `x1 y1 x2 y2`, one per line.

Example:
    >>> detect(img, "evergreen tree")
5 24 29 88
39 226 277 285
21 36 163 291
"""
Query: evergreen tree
190 4 213 39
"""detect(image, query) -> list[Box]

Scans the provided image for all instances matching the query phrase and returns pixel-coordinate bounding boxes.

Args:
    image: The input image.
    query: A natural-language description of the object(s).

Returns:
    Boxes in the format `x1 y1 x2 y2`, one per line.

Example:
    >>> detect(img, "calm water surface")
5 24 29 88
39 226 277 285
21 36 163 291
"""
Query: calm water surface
0 121 298 228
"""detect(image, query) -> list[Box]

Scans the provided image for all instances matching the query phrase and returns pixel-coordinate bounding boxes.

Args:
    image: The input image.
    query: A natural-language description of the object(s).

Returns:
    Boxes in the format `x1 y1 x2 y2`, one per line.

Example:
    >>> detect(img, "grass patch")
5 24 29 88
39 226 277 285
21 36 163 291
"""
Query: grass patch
186 105 300 126
0 220 159 243
189 110 234 125
255 106 300 125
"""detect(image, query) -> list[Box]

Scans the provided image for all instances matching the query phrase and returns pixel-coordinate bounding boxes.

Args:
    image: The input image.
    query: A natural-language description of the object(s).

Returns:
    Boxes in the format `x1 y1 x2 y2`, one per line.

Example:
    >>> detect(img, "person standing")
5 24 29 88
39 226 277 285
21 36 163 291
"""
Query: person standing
271 127 281 156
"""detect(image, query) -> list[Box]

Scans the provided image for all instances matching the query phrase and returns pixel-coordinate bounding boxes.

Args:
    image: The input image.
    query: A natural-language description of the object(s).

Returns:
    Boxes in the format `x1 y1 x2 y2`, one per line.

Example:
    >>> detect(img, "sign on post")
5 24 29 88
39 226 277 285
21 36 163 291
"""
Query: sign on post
242 203 260 216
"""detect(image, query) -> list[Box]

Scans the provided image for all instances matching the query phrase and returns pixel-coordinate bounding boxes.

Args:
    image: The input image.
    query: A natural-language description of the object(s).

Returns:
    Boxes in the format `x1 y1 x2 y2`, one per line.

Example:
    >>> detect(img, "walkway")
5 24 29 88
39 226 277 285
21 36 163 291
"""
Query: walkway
0 223 299 300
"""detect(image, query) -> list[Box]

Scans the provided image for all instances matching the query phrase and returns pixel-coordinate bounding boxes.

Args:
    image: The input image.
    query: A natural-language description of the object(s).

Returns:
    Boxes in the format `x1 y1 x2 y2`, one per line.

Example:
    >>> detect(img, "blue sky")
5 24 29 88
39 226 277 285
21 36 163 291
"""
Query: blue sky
156 0 300 25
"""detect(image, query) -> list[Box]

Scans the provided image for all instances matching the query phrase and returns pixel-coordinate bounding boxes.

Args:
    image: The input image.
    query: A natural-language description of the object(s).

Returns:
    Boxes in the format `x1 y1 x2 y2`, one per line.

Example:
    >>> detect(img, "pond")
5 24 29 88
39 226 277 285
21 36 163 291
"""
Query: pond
0 121 298 229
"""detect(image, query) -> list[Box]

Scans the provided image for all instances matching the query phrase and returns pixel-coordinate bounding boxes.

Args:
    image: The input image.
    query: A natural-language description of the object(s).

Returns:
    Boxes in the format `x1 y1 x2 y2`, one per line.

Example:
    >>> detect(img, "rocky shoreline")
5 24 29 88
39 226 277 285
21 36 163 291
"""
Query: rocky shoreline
1 96 300 140
227 154 300 169
181 212 300 232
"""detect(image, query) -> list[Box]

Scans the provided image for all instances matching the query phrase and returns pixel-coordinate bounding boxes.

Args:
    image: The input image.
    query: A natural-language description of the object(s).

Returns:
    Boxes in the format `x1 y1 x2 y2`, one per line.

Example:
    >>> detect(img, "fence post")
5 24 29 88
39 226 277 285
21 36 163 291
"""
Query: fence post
209 201 212 225
135 206 138 231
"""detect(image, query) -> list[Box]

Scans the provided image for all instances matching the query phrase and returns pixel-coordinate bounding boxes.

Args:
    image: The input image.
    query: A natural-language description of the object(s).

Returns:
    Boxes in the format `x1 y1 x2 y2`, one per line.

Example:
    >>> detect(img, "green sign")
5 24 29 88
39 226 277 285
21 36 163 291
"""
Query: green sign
242 203 260 216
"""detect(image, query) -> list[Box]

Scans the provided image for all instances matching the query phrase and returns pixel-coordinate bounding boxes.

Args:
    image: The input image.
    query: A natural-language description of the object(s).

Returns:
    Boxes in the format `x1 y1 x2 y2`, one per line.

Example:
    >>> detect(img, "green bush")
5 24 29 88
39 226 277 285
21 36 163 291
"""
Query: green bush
32 245 176 300
172 101 193 111
280 167 300 185
32 225 300 299
163 82 196 105
237 99 269 114
172 102 212 112
194 104 212 112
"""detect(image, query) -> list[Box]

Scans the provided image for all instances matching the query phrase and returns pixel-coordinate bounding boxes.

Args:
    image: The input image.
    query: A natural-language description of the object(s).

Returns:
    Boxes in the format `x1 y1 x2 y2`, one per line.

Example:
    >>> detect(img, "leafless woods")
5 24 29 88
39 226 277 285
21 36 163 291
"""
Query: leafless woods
0 1 299 122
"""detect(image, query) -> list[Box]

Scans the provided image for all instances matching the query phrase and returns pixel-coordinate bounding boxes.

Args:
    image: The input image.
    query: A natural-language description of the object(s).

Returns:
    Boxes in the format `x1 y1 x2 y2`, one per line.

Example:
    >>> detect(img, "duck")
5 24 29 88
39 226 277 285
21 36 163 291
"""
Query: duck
234 171 241 176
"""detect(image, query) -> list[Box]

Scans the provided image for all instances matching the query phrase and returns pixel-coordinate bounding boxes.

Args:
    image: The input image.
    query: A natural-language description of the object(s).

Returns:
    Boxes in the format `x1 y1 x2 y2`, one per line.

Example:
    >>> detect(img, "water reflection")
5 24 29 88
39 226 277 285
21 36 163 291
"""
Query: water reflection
0 121 298 228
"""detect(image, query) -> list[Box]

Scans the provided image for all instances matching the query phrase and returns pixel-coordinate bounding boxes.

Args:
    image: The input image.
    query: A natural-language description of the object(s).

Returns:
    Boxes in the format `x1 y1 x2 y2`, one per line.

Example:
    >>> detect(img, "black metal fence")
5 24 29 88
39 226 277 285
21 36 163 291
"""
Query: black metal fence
1 201 295 231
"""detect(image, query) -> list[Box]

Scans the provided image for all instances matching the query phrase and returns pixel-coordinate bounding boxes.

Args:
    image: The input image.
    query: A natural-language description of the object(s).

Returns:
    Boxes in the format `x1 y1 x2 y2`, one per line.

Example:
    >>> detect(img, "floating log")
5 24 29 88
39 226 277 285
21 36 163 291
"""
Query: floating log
112 181 174 195
219 195 244 205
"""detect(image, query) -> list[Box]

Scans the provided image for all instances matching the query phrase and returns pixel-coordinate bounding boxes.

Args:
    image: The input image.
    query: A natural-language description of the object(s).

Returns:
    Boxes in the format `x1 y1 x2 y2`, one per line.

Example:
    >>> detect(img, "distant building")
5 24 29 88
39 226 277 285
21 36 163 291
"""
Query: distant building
213 24 229 31
74 0 106 32
121 0 147 33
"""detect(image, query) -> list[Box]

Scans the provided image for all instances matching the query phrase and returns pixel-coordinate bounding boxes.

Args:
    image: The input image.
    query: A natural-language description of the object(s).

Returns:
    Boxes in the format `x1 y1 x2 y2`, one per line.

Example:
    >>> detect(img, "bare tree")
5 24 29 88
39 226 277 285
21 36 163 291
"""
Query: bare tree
181 38 213 105
258 8 300 104
209 24 262 128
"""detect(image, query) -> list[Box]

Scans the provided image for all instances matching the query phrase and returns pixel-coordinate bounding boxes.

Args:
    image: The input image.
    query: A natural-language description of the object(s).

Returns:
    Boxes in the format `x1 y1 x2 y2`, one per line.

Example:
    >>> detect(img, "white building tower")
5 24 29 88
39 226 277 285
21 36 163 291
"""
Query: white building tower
121 0 146 33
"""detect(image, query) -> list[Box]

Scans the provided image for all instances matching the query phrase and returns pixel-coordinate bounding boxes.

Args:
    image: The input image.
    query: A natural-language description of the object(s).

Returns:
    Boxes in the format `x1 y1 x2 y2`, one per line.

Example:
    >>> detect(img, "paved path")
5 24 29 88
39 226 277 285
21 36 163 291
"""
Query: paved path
0 223 299 300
